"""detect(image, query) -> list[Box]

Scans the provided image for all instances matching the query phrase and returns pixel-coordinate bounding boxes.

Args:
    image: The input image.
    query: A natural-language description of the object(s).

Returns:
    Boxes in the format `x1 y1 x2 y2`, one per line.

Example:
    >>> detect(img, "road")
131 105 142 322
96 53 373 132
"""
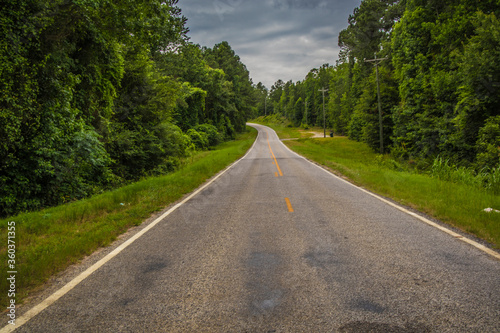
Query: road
6 123 500 332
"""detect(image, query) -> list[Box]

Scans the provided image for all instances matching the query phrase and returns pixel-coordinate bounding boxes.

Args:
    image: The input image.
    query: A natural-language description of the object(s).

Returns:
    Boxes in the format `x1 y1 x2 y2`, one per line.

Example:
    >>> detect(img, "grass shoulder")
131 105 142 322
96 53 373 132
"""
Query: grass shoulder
251 115 325 139
0 126 257 308
256 119 500 250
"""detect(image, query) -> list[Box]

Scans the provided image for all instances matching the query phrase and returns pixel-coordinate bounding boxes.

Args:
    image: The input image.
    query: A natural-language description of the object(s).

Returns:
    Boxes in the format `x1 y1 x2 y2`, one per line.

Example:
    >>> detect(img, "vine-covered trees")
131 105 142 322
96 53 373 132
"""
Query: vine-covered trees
1 1 258 217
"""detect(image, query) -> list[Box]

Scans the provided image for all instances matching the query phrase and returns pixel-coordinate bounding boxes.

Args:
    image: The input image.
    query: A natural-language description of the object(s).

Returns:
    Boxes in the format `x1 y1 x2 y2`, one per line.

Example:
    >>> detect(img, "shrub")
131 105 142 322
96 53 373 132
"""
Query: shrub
108 123 190 180
187 129 209 150
475 115 500 170
193 124 222 147
430 156 500 194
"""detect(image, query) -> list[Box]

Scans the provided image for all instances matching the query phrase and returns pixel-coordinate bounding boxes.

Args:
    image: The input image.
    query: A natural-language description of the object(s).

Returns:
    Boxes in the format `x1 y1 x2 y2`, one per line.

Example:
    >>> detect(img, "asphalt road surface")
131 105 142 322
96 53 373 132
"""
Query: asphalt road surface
7 124 500 332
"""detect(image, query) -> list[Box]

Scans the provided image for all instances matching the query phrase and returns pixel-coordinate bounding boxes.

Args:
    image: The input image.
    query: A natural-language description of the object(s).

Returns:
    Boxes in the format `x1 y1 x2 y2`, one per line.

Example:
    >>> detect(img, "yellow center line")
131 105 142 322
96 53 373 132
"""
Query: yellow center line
275 172 278 177
285 198 294 212
266 131 283 177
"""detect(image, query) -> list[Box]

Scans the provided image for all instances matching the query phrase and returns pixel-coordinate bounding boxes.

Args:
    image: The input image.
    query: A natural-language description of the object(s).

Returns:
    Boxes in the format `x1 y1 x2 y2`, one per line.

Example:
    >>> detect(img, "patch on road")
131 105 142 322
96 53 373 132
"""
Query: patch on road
338 321 431 332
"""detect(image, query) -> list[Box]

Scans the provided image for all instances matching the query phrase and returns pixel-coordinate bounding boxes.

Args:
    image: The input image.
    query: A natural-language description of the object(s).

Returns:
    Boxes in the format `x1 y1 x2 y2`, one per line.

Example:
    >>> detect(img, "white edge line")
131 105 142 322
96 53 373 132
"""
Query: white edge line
264 125 500 261
1 130 259 333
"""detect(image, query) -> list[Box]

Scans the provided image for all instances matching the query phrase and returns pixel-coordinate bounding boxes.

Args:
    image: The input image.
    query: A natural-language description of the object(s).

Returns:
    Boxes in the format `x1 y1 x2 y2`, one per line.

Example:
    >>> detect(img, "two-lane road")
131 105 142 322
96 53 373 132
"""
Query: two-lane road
5 124 499 332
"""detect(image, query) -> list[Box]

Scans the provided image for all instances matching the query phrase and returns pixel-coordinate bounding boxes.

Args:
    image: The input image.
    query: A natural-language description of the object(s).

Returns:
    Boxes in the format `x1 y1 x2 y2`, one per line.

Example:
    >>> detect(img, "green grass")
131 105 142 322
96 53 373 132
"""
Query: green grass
251 115 318 139
0 127 257 308
257 120 500 250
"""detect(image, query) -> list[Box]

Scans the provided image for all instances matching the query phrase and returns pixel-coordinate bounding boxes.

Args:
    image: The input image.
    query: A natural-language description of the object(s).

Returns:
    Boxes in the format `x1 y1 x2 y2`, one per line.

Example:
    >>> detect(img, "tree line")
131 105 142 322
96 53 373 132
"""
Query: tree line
0 0 259 217
259 0 500 172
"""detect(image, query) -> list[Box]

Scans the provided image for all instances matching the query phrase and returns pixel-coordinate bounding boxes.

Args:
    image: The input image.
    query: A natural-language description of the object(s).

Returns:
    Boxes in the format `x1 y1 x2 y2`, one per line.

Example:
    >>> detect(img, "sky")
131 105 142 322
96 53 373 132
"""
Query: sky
178 0 362 89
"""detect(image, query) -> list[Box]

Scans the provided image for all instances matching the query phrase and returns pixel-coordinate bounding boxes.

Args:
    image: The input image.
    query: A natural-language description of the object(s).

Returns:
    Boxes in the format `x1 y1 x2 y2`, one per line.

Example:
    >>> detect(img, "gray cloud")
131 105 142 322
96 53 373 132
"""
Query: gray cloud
270 0 353 10
179 0 362 88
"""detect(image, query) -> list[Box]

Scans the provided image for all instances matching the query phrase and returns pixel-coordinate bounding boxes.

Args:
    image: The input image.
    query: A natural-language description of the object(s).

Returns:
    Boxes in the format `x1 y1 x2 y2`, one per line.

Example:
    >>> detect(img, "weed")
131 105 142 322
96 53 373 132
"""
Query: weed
430 157 500 194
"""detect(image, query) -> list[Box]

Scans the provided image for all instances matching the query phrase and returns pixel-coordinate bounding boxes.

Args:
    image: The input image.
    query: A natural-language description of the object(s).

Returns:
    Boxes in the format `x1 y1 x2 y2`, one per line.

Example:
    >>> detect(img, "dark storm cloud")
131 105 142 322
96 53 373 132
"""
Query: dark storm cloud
178 0 362 88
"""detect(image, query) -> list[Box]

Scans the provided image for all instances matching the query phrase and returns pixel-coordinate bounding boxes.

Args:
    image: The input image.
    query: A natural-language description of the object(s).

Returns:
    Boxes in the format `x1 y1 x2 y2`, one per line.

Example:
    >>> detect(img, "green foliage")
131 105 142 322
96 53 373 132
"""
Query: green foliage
0 0 120 214
0 1 258 217
338 0 400 63
157 42 254 139
107 122 191 180
257 114 290 125
203 41 255 133
187 129 209 150
107 45 189 180
194 124 223 147
329 63 352 135
431 157 483 188
454 12 500 162
268 0 499 176
253 82 268 118
392 1 500 164
475 115 500 170
269 0 403 151
348 65 397 151
174 83 206 131
431 157 500 195
293 98 304 127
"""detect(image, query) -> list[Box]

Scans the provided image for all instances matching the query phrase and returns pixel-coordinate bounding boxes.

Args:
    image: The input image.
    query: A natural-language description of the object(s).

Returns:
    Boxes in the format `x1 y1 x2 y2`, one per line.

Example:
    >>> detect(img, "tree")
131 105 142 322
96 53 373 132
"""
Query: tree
454 12 500 165
253 82 269 117
294 98 304 127
0 0 190 216
391 0 500 163
203 41 256 132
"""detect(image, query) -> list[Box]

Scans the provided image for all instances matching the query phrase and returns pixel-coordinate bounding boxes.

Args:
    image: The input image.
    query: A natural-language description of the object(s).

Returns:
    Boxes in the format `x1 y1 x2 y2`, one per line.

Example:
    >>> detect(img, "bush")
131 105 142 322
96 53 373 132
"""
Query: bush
0 123 113 217
193 124 222 147
218 116 235 140
108 123 190 180
147 157 182 176
187 129 209 150
475 115 500 170
155 123 191 158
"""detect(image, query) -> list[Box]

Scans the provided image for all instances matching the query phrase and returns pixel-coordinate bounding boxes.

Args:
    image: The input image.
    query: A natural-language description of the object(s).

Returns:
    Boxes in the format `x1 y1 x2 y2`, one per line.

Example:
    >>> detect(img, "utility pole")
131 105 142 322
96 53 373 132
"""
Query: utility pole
365 55 388 154
319 87 328 138
305 99 308 125
264 93 267 116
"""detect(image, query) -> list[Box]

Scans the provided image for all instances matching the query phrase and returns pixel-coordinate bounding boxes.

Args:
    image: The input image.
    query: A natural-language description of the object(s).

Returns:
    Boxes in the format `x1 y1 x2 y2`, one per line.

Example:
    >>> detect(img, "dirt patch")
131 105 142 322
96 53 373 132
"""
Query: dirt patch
307 131 327 138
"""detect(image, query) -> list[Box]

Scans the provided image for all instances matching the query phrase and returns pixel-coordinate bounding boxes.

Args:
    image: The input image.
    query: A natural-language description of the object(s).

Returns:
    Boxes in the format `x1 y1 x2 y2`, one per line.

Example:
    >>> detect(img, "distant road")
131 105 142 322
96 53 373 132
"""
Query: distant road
6 124 499 332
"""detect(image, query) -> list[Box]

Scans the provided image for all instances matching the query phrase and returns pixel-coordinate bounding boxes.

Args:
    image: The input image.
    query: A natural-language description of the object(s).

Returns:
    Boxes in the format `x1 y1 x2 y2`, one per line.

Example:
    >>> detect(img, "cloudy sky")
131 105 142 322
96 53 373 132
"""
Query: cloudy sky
178 0 362 89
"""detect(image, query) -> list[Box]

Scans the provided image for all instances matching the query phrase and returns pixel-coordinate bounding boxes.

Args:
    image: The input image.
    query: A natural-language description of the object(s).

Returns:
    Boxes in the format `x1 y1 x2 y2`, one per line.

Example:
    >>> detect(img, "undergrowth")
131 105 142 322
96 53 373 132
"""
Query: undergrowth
430 157 500 195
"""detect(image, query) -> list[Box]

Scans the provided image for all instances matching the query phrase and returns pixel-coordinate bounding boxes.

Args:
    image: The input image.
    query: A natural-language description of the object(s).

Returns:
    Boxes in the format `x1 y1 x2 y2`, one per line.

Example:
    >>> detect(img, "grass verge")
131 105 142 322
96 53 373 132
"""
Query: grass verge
0 127 257 308
256 120 500 250
251 115 318 139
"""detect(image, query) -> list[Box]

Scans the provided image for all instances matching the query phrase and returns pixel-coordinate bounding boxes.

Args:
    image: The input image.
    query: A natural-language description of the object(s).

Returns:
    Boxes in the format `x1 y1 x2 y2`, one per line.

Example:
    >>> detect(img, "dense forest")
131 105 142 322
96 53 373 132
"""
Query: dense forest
259 0 500 172
0 0 260 217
